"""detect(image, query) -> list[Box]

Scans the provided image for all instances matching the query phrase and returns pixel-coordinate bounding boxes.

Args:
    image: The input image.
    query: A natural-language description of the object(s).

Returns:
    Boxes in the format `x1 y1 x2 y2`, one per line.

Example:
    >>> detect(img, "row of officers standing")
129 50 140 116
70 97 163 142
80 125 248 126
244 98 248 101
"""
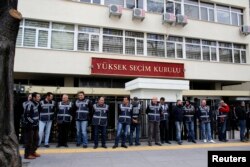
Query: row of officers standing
22 91 249 159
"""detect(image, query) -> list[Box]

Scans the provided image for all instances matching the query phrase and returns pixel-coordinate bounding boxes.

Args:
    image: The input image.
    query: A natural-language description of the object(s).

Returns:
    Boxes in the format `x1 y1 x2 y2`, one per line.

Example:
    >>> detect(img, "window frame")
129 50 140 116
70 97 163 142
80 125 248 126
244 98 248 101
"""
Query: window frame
50 22 75 51
125 31 144 55
102 28 124 54
22 19 50 49
77 25 100 52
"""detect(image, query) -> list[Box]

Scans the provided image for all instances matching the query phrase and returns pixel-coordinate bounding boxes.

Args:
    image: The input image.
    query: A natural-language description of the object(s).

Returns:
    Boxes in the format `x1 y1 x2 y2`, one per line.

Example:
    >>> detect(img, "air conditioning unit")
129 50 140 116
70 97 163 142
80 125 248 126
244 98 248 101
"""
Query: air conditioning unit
162 13 176 25
109 4 122 18
240 25 250 35
133 8 145 21
176 14 188 26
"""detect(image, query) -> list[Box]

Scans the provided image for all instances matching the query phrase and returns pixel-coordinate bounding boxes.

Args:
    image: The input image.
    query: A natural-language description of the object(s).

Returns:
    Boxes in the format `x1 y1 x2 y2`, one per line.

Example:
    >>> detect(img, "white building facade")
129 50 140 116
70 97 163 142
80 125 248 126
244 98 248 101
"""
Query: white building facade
14 0 250 140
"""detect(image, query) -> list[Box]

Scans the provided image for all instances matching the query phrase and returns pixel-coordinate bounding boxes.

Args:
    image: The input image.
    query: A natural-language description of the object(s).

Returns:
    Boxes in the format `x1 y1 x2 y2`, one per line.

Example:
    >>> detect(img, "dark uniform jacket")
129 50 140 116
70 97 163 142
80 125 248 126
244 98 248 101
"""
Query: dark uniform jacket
39 99 56 121
131 101 142 124
118 103 133 124
57 101 73 124
173 105 184 122
146 102 161 122
24 100 40 127
74 99 92 121
92 103 109 126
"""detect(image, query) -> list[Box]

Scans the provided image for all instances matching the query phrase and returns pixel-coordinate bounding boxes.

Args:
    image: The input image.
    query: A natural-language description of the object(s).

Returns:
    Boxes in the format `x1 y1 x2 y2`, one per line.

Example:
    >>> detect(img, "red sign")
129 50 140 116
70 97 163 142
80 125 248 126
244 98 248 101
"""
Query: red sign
91 58 184 78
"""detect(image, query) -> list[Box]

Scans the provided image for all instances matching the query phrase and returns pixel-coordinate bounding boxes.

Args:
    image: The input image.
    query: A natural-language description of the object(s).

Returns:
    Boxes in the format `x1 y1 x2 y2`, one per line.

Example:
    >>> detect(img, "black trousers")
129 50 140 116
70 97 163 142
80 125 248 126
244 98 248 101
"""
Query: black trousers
148 121 160 144
160 120 170 142
24 125 39 158
58 122 70 146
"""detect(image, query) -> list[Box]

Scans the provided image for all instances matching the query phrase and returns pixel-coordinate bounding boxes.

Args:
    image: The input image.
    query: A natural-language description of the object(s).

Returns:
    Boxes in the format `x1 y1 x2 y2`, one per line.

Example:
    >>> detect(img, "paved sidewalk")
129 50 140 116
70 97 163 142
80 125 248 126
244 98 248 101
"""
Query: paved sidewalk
21 140 250 167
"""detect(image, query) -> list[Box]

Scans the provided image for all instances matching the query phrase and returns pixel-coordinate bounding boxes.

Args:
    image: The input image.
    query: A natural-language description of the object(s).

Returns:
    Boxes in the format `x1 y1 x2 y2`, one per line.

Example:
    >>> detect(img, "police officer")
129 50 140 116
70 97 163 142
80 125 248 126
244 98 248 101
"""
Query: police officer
21 94 32 146
159 97 171 144
217 100 230 142
129 97 142 146
198 99 215 143
235 101 247 142
23 92 41 159
75 91 92 148
173 100 184 145
246 106 250 141
92 97 109 149
183 100 196 143
38 92 56 147
146 97 162 146
113 96 132 149
57 94 73 147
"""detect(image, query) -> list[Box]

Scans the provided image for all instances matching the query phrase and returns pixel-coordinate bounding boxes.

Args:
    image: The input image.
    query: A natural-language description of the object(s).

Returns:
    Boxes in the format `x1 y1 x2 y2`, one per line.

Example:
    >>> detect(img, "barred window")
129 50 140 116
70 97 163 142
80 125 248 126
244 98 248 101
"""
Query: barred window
51 23 74 50
186 44 201 60
166 42 175 58
103 28 123 54
147 34 165 57
125 31 144 55
184 0 199 20
219 48 232 63
147 0 164 13
78 26 100 52
241 51 246 63
200 2 214 22
210 47 217 61
234 49 240 63
126 0 143 9
234 44 246 63
80 0 101 4
219 42 232 62
216 5 230 24
231 8 243 26
105 0 124 6
202 40 217 61
165 0 182 15
186 38 201 60
166 36 183 58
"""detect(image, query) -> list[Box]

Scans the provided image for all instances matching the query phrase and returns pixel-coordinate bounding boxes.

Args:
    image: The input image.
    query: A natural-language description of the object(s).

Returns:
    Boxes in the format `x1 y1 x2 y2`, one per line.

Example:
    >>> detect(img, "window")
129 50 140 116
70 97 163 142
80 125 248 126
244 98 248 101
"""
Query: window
147 34 165 57
202 40 217 61
233 44 247 63
80 0 101 4
166 36 183 58
165 0 182 15
216 5 230 24
103 28 123 54
105 0 124 6
147 0 164 13
18 19 248 64
16 20 24 46
231 8 243 26
126 0 143 9
241 51 246 63
78 26 100 52
23 20 49 48
184 0 199 19
125 31 144 55
186 38 201 60
51 23 74 50
219 42 232 63
200 2 215 21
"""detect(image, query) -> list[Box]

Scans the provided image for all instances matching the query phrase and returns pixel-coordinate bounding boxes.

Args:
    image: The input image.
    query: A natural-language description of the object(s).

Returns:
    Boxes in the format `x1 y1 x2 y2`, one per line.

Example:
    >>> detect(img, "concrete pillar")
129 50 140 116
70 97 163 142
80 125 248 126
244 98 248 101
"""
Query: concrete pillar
64 77 74 87
215 82 222 90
